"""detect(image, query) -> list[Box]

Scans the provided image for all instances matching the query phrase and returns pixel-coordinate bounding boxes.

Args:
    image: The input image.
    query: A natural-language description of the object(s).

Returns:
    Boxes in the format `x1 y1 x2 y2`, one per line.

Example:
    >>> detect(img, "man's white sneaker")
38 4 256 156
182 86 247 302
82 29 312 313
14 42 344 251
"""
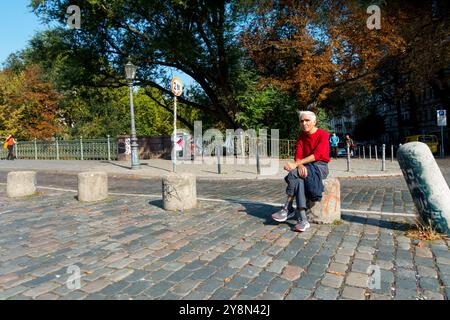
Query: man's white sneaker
294 220 311 232
272 208 296 222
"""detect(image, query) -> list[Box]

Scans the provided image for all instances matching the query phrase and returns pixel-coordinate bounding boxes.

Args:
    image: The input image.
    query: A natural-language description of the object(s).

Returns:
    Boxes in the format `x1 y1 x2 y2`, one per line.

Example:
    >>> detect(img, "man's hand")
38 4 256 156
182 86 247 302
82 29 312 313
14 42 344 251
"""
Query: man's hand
284 162 298 171
298 164 308 178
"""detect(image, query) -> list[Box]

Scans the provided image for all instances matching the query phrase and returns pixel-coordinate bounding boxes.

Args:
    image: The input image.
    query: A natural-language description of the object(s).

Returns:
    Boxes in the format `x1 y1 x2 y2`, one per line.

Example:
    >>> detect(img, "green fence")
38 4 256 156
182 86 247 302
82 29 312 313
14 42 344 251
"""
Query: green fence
0 136 296 161
0 137 118 161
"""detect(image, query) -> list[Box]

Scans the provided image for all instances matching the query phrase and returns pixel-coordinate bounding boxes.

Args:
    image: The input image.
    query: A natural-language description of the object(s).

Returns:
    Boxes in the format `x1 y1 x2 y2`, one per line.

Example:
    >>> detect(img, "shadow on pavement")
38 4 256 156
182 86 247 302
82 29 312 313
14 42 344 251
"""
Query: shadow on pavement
341 213 412 231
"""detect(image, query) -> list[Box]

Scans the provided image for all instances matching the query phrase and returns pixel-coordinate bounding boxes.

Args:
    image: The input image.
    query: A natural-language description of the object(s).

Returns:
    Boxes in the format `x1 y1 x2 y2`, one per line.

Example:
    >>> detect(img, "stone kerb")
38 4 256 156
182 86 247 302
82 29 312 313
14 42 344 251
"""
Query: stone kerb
77 171 108 202
307 178 341 224
162 173 197 211
7 171 37 198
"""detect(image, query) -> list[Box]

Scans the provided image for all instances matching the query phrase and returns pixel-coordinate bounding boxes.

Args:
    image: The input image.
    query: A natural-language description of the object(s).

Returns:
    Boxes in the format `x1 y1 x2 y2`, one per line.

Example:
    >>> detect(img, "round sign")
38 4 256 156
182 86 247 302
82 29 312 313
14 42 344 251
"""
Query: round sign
171 77 183 97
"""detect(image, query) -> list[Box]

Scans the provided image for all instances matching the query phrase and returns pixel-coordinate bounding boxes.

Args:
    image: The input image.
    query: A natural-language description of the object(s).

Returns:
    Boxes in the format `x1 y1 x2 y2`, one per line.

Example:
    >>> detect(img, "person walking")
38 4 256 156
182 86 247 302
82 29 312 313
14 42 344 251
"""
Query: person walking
329 133 339 159
345 134 355 157
5 134 16 160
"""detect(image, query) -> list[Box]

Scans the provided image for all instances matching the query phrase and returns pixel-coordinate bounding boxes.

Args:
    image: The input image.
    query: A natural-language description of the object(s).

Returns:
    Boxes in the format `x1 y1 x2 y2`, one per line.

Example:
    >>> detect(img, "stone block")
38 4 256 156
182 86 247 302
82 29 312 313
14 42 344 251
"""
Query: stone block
307 178 341 224
162 173 197 211
7 171 36 198
77 171 108 202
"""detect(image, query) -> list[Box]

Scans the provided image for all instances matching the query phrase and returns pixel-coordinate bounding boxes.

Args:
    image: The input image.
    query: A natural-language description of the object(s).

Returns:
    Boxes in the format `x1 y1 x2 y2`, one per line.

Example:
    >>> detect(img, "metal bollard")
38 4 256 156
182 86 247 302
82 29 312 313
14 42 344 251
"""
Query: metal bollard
382 144 386 171
56 138 60 160
256 141 261 175
369 144 372 159
375 145 378 161
216 145 221 174
363 145 366 159
346 146 351 172
391 144 394 162
80 136 84 160
107 135 111 161
34 138 38 160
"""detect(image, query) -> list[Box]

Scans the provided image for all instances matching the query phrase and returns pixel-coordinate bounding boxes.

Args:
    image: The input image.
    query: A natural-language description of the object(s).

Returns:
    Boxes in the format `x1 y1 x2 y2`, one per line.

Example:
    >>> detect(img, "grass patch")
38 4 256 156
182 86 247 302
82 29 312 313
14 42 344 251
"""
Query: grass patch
405 218 449 242
332 219 343 226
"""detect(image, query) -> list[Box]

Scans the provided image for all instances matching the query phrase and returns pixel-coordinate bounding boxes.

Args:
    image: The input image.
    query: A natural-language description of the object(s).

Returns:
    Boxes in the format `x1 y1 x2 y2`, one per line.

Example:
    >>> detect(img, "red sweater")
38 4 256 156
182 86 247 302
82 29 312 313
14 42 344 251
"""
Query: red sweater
294 128 330 163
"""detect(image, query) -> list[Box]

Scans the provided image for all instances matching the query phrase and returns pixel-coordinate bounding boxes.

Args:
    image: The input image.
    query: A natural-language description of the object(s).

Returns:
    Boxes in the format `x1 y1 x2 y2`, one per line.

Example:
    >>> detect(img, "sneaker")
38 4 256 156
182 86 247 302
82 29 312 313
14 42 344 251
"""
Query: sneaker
272 208 296 222
294 220 311 232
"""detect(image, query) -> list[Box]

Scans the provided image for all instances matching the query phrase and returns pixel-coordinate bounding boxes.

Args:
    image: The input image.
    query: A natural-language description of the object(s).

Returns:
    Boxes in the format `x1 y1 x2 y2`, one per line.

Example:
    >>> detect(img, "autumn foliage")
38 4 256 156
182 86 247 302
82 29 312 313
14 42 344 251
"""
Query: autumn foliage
0 65 62 140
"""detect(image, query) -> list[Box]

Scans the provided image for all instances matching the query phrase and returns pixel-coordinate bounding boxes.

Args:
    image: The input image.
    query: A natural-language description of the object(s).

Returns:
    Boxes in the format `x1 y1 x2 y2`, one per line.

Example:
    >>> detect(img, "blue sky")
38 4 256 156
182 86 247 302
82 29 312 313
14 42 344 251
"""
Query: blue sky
0 0 195 88
0 0 48 64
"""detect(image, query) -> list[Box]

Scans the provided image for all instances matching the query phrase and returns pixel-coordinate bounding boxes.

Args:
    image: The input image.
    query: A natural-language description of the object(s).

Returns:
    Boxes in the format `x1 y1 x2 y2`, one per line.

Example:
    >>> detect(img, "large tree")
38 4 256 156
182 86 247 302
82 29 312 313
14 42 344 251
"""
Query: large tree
240 0 406 111
30 0 248 128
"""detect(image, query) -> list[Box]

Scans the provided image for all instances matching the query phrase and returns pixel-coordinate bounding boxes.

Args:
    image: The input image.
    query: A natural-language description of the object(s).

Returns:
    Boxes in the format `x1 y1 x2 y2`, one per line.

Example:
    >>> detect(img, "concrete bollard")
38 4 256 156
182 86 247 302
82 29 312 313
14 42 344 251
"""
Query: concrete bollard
7 171 37 198
77 171 108 202
307 178 341 224
162 173 197 211
398 142 450 235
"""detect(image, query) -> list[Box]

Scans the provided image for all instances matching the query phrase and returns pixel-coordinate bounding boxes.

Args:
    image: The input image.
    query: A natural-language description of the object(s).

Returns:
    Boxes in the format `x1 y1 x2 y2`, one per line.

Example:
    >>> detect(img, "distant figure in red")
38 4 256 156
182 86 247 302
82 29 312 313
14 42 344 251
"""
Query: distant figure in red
5 134 16 160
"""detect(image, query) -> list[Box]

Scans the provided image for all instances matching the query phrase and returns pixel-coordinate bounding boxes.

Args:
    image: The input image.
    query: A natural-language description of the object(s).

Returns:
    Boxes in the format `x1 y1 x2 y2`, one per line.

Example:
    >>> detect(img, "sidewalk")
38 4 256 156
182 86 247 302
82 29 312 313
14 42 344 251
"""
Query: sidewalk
0 158 404 180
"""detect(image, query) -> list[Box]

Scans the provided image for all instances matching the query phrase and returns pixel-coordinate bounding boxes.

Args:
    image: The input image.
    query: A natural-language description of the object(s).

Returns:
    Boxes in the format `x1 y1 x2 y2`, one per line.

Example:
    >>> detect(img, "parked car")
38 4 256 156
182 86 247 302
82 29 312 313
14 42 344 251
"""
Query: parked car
336 142 354 157
405 135 439 153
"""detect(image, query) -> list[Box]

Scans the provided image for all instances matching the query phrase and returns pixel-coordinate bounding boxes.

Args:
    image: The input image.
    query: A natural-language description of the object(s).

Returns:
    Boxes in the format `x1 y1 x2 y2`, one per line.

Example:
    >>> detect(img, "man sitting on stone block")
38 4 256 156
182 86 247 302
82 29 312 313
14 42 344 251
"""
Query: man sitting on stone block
272 111 330 232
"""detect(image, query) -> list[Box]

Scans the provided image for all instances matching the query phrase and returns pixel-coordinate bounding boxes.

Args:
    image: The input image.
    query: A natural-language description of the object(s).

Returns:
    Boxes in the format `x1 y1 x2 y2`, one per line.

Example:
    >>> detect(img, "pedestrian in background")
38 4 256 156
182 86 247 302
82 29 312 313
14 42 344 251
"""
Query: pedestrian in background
5 134 16 160
345 134 355 157
329 132 339 159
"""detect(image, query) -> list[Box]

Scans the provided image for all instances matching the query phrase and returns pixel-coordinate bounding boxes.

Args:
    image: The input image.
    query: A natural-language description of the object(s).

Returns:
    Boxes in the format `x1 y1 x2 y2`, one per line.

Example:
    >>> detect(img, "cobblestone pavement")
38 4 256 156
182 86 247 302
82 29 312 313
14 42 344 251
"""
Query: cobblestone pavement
0 172 422 214
0 180 449 300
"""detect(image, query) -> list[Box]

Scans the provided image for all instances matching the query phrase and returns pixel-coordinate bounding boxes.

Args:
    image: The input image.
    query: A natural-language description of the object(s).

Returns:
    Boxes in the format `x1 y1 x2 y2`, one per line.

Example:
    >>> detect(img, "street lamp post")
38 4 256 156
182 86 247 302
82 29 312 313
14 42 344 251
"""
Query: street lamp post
125 60 140 170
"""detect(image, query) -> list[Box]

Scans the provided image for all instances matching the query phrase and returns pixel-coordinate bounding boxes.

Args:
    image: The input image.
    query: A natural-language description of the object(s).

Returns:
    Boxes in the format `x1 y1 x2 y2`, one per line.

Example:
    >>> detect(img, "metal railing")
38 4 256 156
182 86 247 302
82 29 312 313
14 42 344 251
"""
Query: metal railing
1 136 117 161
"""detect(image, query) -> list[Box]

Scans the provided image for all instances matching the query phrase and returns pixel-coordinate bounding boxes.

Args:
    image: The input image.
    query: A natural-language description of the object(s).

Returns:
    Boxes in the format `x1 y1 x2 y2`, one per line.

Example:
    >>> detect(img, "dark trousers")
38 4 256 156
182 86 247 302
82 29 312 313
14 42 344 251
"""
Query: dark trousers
284 163 329 210
7 145 14 160
331 146 338 158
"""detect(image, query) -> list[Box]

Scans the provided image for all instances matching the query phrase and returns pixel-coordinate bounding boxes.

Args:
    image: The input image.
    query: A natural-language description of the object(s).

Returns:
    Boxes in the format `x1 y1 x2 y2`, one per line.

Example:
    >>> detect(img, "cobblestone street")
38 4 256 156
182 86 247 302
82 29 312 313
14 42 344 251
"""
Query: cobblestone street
0 174 449 300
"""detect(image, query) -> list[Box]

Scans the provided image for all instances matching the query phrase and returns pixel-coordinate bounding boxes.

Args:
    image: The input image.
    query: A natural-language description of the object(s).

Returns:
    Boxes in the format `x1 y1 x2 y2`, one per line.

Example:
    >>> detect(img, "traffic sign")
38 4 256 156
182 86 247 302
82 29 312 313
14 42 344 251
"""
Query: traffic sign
171 77 183 97
437 110 447 126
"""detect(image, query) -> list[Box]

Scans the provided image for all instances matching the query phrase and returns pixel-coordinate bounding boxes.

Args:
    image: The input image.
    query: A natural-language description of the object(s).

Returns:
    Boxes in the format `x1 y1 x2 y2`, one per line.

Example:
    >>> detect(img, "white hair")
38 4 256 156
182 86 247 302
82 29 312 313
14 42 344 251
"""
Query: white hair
298 110 317 123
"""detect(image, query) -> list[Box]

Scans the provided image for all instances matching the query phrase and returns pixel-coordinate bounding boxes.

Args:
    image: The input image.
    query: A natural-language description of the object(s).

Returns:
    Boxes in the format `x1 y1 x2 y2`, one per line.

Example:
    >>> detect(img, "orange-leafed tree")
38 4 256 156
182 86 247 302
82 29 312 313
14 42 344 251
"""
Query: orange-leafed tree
0 64 62 140
240 0 406 111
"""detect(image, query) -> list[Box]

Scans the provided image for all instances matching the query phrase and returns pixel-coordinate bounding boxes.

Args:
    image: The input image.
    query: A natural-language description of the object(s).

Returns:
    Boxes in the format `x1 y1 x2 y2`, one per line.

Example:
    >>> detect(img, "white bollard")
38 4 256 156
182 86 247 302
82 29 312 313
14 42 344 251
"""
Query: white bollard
77 171 108 202
162 173 197 211
7 171 37 198
398 142 450 235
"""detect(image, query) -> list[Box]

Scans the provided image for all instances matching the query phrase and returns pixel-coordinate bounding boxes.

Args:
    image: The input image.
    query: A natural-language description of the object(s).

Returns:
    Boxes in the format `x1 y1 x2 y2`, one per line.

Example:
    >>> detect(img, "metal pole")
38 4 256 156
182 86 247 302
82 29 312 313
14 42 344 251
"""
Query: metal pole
382 144 386 171
80 136 84 160
346 146 351 172
287 140 290 158
391 144 394 162
34 138 37 160
56 137 60 160
107 135 111 161
363 145 365 159
173 96 177 172
256 138 261 175
15 141 18 159
217 145 221 174
129 83 140 170
441 126 445 158
375 145 378 160
369 144 372 159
